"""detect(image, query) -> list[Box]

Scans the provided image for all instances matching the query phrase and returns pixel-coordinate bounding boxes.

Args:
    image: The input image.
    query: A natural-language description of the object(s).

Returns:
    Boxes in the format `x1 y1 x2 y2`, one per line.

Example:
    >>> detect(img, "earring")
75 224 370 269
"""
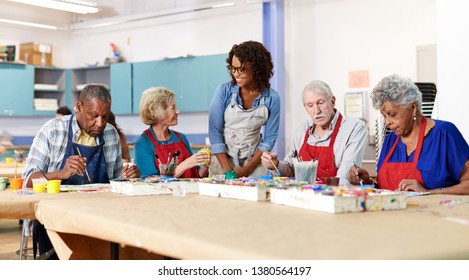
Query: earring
413 115 416 121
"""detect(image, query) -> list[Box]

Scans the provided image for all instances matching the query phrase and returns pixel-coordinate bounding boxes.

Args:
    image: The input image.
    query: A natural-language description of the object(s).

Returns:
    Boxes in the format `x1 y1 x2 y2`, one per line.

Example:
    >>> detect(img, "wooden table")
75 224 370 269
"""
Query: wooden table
35 193 469 260
0 189 120 220
0 190 163 260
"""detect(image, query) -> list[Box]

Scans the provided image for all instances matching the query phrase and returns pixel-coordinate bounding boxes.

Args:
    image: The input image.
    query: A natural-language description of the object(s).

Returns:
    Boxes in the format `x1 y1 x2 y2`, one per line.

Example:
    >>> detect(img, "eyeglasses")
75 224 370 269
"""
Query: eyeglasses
226 65 246 74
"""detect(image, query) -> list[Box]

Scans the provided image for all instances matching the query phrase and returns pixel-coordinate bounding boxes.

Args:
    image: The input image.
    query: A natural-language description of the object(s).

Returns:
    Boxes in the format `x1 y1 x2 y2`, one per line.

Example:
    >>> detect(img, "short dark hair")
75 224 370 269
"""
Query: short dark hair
226 41 274 92
79 84 111 104
56 106 72 116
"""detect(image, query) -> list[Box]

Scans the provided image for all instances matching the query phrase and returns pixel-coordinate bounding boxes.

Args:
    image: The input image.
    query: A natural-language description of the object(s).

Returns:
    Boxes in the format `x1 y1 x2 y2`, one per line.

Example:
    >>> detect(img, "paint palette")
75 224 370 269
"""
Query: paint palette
198 182 270 201
109 179 198 196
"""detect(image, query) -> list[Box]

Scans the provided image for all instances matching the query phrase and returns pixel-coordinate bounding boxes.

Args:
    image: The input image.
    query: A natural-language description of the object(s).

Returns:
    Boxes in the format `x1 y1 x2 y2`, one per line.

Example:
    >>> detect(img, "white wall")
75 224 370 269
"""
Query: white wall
284 0 437 149
0 2 71 65
68 2 262 138
67 3 262 66
436 0 469 140
1 2 263 140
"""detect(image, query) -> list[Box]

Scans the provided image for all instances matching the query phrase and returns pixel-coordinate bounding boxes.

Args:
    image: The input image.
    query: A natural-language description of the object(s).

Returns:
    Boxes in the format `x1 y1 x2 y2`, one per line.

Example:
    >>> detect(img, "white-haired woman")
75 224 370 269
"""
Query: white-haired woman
350 74 469 194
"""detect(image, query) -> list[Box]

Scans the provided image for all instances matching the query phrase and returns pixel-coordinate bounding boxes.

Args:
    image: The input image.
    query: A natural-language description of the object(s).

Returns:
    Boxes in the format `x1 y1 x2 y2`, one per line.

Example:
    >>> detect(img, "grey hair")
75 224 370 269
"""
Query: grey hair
371 74 422 113
302 80 334 104
79 84 111 104
139 87 176 125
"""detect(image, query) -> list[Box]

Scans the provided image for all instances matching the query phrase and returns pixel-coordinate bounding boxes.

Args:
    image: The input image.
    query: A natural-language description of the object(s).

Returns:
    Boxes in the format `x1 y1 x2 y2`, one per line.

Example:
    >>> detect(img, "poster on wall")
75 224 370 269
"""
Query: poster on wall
344 91 368 121
348 70 369 88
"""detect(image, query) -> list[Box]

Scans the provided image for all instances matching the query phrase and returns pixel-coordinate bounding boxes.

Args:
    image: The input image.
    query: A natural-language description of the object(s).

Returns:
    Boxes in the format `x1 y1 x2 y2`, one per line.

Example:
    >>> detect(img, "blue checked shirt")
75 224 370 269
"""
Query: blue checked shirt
22 115 123 184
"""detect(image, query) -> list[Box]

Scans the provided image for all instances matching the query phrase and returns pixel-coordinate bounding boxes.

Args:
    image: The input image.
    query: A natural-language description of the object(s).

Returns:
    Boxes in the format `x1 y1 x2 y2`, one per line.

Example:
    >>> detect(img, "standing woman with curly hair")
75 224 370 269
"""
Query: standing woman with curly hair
208 41 281 178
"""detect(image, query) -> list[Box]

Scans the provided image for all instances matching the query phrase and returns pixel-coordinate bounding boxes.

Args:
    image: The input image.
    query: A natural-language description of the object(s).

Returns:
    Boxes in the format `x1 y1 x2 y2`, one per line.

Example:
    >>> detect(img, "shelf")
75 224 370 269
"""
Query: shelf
70 66 110 106
34 67 67 114
34 89 64 93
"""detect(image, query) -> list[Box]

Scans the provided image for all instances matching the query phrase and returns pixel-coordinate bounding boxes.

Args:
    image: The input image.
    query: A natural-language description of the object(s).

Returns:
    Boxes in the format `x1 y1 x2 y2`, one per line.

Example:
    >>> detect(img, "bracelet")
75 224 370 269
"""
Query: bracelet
439 188 446 194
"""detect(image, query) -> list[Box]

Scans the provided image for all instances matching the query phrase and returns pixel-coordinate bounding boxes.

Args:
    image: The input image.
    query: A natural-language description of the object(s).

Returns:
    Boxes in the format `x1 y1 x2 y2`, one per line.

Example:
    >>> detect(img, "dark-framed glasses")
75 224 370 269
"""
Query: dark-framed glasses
226 65 246 74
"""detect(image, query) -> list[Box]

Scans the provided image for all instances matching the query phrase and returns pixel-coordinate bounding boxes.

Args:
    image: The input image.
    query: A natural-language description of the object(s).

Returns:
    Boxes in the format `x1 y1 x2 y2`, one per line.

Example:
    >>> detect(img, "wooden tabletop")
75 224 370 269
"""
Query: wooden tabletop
34 193 469 260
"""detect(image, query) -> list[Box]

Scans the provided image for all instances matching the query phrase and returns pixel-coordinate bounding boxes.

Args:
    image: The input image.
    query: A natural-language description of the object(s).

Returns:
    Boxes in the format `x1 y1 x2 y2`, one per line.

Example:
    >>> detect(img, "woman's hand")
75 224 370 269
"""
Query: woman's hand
348 165 372 185
193 150 211 166
199 148 211 165
397 179 426 192
122 163 140 178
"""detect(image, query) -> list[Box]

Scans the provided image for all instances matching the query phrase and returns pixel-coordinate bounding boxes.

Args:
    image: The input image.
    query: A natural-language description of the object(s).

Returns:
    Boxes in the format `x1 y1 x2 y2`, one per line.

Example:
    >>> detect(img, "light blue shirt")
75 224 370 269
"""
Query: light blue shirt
208 81 281 154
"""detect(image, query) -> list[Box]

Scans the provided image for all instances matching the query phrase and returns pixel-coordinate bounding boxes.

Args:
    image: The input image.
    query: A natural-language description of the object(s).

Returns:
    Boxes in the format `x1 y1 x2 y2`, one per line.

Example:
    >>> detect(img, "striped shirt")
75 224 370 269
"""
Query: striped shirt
283 110 367 185
22 114 123 184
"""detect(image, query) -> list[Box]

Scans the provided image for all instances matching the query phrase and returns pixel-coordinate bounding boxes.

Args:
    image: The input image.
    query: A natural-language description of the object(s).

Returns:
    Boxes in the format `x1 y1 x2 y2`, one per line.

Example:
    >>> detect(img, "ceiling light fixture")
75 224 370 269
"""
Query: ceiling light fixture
8 0 99 14
0 17 65 30
71 1 235 30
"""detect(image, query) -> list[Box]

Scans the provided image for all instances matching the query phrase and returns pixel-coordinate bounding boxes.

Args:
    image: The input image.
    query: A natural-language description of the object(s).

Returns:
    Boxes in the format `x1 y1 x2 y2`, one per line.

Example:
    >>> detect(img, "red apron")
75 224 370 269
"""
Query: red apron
377 117 426 190
298 114 342 183
144 129 199 178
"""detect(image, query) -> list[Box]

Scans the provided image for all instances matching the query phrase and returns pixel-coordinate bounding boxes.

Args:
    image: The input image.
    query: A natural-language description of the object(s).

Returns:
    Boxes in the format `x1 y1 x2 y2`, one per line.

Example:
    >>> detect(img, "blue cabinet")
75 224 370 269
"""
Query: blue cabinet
132 54 229 113
110 63 132 114
1 54 229 117
0 63 34 116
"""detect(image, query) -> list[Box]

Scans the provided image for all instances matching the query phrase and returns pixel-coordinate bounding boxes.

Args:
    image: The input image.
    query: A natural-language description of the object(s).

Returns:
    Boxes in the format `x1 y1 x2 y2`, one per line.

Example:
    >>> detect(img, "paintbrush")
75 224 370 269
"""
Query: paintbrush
40 170 49 181
155 154 163 165
76 147 91 182
264 149 281 176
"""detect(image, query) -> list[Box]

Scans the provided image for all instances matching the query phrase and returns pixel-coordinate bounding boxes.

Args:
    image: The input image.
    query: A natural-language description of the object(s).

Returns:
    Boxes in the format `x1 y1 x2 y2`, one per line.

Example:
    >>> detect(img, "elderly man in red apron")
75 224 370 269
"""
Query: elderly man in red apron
262 80 367 185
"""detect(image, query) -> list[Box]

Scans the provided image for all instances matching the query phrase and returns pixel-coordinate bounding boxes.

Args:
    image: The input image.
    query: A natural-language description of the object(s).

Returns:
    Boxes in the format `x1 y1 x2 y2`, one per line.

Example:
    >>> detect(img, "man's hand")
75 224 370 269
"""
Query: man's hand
61 155 87 179
261 151 279 170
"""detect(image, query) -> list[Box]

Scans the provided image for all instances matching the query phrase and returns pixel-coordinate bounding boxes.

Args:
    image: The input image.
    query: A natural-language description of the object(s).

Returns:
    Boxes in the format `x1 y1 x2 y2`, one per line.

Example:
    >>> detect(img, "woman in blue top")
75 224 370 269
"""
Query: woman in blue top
135 87 210 179
208 41 281 178
349 74 469 195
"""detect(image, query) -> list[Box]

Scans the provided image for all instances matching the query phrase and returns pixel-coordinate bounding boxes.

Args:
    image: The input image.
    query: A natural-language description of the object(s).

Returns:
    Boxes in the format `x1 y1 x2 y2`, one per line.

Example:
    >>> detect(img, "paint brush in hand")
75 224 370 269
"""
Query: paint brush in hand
76 147 91 183
264 149 281 176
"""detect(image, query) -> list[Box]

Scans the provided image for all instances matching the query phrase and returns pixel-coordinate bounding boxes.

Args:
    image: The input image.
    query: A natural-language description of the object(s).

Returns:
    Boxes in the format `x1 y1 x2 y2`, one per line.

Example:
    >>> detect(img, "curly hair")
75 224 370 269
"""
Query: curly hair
371 74 422 114
226 41 274 92
139 87 176 125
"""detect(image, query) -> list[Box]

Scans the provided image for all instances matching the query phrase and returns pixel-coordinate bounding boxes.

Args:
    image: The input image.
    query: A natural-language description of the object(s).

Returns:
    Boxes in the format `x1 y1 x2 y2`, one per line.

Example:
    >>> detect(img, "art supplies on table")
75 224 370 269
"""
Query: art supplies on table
109 178 198 196
270 185 406 214
198 178 270 202
60 183 111 192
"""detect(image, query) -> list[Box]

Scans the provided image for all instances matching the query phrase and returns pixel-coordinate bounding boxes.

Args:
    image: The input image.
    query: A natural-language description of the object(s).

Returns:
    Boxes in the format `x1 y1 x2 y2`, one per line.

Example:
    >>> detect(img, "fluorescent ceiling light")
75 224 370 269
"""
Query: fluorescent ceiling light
8 0 99 14
71 1 235 30
0 17 65 30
